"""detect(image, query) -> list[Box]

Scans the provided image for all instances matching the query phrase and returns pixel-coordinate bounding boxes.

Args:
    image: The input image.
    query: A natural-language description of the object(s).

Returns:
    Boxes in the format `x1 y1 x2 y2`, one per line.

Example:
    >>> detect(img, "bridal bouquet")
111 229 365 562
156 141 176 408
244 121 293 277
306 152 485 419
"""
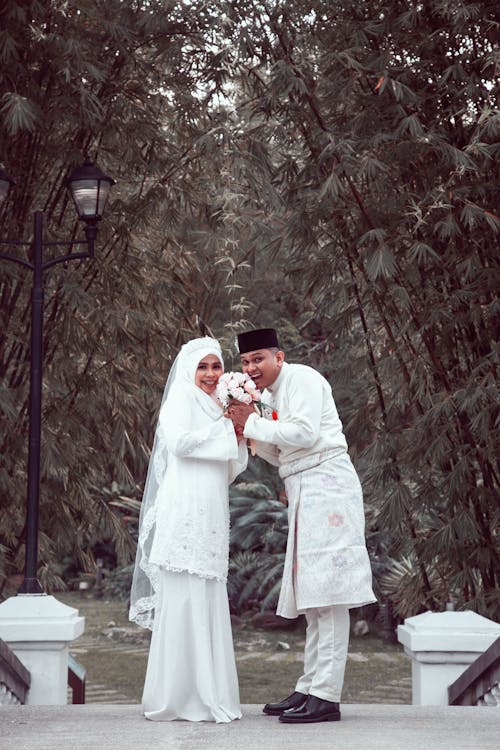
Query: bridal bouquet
216 371 262 408
216 372 277 454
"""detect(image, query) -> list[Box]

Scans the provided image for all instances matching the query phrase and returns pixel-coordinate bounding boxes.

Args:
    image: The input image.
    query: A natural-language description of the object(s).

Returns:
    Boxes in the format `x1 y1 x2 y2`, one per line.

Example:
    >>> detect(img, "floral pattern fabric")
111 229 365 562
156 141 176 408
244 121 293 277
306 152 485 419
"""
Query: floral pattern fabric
277 451 376 618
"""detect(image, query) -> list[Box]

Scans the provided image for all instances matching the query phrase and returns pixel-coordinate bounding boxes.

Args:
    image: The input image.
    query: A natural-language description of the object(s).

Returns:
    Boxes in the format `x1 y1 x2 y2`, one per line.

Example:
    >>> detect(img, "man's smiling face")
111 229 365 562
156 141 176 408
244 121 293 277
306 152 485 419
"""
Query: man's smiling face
240 348 284 390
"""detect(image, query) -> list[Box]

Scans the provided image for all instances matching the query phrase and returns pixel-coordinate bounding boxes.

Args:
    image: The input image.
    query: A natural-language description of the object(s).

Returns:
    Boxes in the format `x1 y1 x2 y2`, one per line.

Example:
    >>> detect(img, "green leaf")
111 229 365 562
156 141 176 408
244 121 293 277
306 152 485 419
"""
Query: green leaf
0 92 38 133
365 244 397 280
408 242 440 264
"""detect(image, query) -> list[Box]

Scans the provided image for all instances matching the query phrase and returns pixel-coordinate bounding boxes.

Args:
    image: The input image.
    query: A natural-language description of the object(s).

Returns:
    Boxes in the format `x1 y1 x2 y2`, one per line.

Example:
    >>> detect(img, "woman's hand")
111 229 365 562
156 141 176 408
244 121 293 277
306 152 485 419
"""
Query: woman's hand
227 400 255 430
234 424 246 444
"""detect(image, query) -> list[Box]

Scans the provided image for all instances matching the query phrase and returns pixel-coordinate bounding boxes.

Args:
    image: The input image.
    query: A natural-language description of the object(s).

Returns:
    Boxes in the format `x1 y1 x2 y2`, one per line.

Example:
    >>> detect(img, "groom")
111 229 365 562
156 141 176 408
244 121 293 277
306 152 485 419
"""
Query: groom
228 328 375 724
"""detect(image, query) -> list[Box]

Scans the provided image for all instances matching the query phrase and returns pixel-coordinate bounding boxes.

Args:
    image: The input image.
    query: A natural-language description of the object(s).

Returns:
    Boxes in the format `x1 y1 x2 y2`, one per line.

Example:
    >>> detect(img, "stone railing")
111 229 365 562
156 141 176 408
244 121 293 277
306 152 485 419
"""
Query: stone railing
0 637 31 705
68 654 86 704
448 636 500 706
1 637 87 705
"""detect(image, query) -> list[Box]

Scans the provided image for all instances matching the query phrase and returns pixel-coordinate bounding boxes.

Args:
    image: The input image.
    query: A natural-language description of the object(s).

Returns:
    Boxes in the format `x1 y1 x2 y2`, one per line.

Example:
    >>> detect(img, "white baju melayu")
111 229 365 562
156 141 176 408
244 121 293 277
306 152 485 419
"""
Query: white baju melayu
129 338 248 722
243 361 375 702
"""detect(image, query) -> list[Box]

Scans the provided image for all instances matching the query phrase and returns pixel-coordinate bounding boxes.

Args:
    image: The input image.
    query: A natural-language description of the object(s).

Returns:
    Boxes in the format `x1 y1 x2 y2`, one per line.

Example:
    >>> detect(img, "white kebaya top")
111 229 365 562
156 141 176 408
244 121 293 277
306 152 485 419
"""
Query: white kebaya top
243 362 348 469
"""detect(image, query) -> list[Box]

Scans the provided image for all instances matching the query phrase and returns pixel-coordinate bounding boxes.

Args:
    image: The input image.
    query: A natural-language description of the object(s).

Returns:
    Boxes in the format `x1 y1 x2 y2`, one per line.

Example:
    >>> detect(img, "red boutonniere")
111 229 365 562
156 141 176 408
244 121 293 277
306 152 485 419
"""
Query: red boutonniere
272 410 278 420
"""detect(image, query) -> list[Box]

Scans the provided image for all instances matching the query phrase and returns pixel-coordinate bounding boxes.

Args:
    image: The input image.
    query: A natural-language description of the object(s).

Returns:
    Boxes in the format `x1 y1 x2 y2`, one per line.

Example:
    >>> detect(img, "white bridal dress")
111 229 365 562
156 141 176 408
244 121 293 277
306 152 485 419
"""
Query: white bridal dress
142 571 241 722
129 338 247 722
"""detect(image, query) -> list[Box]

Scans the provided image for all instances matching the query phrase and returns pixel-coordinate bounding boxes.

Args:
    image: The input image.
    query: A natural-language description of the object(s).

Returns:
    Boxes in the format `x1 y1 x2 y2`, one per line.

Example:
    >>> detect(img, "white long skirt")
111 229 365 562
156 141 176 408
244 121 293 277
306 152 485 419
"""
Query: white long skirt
142 569 242 723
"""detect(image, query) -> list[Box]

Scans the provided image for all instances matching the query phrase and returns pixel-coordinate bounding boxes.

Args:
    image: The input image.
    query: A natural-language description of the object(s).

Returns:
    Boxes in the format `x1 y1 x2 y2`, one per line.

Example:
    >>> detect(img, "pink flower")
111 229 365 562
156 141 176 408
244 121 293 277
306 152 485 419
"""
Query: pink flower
328 513 344 527
216 371 266 415
217 372 260 404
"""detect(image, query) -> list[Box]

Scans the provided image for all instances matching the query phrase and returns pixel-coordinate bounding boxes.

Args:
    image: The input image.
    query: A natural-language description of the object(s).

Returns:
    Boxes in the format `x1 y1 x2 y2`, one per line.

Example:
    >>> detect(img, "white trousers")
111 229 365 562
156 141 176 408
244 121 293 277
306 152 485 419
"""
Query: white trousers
142 569 241 723
295 605 350 702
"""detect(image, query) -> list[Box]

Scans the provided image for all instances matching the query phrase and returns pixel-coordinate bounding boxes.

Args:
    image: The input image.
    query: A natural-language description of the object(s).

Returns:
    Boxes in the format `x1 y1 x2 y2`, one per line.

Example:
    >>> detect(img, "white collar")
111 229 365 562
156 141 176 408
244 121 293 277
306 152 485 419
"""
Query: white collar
267 362 288 393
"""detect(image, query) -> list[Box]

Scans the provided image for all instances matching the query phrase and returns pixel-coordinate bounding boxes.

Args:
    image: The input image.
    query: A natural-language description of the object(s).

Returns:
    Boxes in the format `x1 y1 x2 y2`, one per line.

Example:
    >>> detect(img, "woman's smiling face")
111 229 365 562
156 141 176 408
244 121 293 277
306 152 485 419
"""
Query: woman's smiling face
195 354 223 395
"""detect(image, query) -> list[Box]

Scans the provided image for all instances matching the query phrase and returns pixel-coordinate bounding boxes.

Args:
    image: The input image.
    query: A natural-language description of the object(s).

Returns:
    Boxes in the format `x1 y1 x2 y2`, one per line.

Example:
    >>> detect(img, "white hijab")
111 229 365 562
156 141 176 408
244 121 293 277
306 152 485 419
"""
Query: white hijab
129 337 223 629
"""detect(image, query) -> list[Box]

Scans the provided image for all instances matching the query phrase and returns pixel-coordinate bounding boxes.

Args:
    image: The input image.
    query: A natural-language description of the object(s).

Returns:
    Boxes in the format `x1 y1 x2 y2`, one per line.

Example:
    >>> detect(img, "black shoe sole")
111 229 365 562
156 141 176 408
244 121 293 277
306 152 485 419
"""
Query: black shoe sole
279 712 341 724
263 708 285 716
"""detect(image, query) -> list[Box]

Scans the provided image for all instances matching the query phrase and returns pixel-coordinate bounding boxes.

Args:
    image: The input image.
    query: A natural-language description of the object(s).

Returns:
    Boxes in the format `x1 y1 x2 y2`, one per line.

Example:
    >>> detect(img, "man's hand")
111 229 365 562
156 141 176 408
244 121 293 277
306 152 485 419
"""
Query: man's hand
278 488 288 507
228 400 255 430
234 424 246 444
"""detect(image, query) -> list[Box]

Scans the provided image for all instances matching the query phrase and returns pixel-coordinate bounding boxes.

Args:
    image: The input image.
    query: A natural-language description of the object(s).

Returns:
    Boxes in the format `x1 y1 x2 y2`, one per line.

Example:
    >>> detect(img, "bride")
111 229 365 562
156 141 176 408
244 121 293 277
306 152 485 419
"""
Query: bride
129 336 248 722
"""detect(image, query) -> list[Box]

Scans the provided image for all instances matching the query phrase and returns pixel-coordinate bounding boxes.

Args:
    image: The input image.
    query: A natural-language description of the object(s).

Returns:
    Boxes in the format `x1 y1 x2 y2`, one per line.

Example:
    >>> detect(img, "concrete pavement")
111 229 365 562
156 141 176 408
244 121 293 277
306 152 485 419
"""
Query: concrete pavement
1 703 499 750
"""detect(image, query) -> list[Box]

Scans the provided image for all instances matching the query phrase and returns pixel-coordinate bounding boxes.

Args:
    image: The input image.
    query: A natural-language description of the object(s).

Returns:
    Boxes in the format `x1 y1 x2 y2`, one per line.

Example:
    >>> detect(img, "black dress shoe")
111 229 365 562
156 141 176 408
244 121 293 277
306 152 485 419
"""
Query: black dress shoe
279 695 341 723
263 691 308 716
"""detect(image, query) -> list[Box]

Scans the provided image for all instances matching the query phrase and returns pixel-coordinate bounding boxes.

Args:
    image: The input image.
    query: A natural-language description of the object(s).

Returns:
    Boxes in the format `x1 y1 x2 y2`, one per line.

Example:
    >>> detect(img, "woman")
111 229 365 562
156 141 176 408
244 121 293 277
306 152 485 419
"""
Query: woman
129 336 247 722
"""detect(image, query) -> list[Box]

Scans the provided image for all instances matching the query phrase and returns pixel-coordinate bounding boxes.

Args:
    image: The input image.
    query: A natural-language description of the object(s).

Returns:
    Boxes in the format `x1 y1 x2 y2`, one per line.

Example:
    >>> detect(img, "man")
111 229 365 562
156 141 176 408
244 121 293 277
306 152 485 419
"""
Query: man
228 328 375 724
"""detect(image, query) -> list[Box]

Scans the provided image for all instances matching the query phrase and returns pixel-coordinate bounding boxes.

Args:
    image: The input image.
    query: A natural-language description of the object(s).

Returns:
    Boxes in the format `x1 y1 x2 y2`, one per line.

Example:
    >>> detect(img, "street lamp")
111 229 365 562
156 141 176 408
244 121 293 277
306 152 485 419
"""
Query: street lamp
0 158 115 594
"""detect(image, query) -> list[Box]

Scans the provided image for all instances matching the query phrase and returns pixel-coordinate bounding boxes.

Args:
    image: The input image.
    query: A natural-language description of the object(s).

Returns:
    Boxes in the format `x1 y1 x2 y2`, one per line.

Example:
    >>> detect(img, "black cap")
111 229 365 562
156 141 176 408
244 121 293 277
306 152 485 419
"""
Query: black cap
237 328 280 354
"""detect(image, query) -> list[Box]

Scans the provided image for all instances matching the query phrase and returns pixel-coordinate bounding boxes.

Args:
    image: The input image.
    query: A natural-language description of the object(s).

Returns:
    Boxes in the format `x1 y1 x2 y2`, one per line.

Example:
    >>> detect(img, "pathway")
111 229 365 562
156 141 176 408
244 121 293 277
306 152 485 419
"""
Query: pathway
3 703 499 750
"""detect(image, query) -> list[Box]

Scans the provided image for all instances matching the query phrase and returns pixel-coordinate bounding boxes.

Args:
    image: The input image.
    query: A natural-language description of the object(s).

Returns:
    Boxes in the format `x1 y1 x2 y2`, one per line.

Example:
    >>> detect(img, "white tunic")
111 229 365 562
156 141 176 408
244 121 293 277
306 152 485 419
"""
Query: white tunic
149 386 248 582
243 362 376 617
244 362 347 465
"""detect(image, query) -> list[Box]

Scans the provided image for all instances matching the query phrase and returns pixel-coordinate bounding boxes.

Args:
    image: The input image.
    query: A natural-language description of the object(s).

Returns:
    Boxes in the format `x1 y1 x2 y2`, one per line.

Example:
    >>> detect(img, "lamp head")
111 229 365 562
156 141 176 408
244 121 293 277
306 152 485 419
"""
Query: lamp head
66 158 115 223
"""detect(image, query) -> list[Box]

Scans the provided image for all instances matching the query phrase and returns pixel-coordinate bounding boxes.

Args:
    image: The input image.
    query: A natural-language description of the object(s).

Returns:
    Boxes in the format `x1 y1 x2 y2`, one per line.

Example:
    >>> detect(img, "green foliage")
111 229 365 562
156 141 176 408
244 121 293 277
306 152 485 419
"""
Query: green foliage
0 0 238 595
227 550 286 614
102 564 134 602
227 458 287 614
213 0 499 619
1 1 498 619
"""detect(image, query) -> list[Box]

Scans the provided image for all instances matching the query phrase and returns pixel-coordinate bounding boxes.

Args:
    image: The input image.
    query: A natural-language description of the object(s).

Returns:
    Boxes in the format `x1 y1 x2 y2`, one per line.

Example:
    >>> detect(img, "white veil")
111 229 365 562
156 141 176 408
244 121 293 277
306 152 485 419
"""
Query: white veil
129 336 224 629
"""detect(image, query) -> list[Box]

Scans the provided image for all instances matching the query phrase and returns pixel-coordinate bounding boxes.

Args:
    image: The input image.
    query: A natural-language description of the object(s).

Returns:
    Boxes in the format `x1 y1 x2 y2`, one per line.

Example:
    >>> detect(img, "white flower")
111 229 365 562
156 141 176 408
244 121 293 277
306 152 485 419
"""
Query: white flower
216 371 262 408
229 386 244 400
215 379 230 406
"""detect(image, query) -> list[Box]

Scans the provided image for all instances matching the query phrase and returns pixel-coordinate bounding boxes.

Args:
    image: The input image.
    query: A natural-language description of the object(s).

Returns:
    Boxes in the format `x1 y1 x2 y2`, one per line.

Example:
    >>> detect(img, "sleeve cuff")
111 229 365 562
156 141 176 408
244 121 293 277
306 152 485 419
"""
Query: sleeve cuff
243 412 259 438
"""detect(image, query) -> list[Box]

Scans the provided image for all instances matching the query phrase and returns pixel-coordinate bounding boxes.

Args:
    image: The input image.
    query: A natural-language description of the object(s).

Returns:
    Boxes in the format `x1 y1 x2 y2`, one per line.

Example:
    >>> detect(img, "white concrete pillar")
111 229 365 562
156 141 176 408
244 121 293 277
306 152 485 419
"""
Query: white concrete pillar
397 610 500 705
0 594 85 705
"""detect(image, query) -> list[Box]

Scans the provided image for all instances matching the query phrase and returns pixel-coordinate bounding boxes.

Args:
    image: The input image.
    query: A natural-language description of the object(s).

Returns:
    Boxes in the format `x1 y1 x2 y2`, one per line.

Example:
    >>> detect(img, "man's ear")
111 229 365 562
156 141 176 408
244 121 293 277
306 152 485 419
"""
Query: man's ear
276 350 285 365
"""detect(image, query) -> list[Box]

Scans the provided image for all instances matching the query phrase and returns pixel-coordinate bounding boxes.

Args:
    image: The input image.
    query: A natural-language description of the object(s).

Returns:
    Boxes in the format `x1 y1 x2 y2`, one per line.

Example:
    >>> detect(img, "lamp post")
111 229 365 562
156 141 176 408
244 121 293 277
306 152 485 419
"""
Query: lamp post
0 159 115 595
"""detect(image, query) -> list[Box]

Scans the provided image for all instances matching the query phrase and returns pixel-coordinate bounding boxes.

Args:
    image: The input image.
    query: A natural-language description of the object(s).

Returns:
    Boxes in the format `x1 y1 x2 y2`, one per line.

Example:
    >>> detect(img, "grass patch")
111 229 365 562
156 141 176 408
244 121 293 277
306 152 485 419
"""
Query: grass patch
59 592 411 705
